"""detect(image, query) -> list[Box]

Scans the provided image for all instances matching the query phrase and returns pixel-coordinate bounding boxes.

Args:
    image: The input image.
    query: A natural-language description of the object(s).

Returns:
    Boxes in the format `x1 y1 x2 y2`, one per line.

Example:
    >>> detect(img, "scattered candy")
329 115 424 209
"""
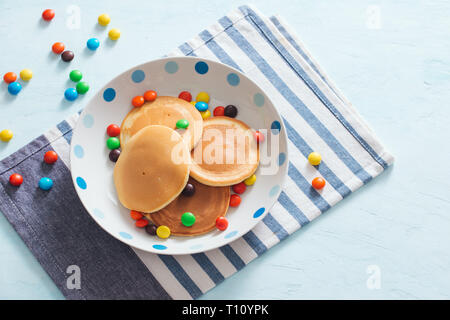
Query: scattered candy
106 124 120 137
108 28 121 40
52 42 65 54
44 151 58 164
0 129 13 142
145 224 157 235
42 9 55 21
130 210 143 220
20 69 33 81
311 177 326 190
76 81 90 94
135 218 149 228
8 82 22 95
181 212 196 227
39 177 53 191
132 96 145 107
213 106 225 117
178 91 192 102
64 88 78 101
69 70 82 82
106 137 120 150
215 216 228 231
195 101 208 112
86 38 100 50
254 131 265 143
3 72 17 84
143 90 157 102
190 101 197 106
232 182 246 194
109 149 121 162
9 174 23 187
244 174 256 186
182 183 195 197
200 109 211 120
61 50 74 62
229 194 241 207
176 119 189 129
156 225 171 239
98 13 111 26
196 92 210 103
224 105 238 118
308 152 322 166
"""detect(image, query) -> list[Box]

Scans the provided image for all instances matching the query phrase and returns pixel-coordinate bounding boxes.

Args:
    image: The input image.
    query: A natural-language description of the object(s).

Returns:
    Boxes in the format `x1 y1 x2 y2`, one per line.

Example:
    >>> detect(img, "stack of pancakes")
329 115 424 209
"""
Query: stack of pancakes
113 96 259 236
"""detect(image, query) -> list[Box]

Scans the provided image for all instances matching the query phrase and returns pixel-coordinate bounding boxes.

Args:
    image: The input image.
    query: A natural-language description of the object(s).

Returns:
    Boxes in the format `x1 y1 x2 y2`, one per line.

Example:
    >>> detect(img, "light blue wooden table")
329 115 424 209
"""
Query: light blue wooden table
1 0 449 299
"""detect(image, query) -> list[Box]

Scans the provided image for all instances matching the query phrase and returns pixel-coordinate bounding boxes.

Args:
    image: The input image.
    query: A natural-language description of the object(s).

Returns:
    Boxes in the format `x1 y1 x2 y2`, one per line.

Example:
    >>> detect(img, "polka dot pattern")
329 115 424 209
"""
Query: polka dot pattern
131 70 145 83
271 120 281 135
195 61 209 74
119 231 132 239
227 73 240 86
269 185 281 197
165 61 178 74
278 152 286 166
224 230 238 239
73 145 84 158
82 114 94 128
253 93 265 107
93 208 105 219
152 244 167 250
103 88 116 102
76 176 87 189
253 207 265 218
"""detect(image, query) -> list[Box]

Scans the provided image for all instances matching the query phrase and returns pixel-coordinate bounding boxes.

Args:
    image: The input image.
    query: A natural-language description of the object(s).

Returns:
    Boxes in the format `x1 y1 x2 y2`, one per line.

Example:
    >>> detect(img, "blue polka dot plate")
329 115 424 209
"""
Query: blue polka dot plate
70 57 288 254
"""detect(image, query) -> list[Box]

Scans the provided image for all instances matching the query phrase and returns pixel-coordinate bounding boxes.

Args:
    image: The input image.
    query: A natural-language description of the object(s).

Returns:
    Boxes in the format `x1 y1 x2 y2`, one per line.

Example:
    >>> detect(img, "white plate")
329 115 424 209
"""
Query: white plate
70 57 288 255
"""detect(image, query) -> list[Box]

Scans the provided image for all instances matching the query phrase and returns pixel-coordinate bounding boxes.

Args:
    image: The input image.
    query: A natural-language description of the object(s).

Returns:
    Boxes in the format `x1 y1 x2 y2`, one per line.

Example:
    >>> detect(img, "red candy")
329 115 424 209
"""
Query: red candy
52 42 65 54
215 216 228 231
232 182 246 194
135 218 149 228
42 9 55 21
130 210 143 220
44 151 58 164
178 91 192 102
254 131 265 143
213 106 225 117
312 177 326 190
132 96 145 107
229 194 241 207
107 124 120 137
9 173 23 187
3 72 17 84
143 90 157 102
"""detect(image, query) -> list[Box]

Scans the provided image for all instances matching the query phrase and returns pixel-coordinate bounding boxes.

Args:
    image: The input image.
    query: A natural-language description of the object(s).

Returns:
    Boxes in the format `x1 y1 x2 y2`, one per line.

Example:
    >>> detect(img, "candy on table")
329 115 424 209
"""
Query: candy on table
130 210 143 220
61 50 74 62
232 182 246 194
108 28 121 40
181 183 195 196
156 225 171 239
44 151 58 164
213 106 225 116
308 152 322 166
108 149 121 162
9 173 23 187
176 119 189 129
253 130 265 143
106 124 120 137
64 88 78 101
42 9 55 21
106 137 120 150
0 129 13 142
69 70 82 82
224 105 238 118
86 38 100 50
20 69 33 81
135 218 149 228
196 91 210 103
98 13 111 26
215 216 228 231
200 109 211 120
229 194 241 207
132 95 145 107
76 81 89 94
178 91 192 102
143 90 157 102
7 82 22 95
195 101 208 112
311 177 326 190
244 174 256 186
145 224 157 235
52 42 65 54
39 177 53 191
181 212 196 227
3 72 17 83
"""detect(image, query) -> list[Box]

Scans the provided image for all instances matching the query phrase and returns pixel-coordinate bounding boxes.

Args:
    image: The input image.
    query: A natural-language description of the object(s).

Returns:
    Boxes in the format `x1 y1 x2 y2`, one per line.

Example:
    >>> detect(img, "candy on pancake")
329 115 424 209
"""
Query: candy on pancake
120 96 203 150
113 125 190 213
190 117 259 186
143 178 230 236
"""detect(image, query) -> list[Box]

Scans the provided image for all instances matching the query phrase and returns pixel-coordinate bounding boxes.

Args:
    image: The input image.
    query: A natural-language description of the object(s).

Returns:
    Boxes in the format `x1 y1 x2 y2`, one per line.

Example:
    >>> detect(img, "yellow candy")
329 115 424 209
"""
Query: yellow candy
98 13 111 26
108 28 121 40
308 152 322 166
190 101 197 106
196 92 210 103
244 174 256 186
200 109 211 120
156 225 171 239
0 129 13 142
20 69 33 81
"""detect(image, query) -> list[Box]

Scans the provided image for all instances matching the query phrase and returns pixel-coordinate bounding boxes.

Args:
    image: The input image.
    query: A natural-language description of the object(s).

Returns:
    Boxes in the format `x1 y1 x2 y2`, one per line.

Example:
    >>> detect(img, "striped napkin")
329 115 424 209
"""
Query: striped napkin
0 5 393 299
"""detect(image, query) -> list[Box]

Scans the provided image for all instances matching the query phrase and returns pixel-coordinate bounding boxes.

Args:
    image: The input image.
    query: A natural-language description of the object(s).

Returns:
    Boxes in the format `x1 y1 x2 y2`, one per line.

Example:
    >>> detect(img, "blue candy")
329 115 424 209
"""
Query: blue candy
195 101 208 112
8 82 22 95
39 177 53 191
64 88 78 101
86 38 100 50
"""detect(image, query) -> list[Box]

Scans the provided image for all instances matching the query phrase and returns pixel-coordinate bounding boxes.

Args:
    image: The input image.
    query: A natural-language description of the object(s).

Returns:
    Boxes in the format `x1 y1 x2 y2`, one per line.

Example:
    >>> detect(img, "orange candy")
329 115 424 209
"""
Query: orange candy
52 42 65 54
229 194 241 207
132 96 145 107
3 72 17 84
130 210 143 220
143 90 157 102
311 177 326 190
135 218 149 228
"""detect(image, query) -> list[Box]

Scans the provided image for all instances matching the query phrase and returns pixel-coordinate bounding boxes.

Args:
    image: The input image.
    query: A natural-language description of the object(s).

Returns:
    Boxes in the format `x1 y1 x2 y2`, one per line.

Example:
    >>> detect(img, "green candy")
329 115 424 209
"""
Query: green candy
181 212 196 227
106 137 120 150
76 81 90 94
176 119 189 129
69 70 83 82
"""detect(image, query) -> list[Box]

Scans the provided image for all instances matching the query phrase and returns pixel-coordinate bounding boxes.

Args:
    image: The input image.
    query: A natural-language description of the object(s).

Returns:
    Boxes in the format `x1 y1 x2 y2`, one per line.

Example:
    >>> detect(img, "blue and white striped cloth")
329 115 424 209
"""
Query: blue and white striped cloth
0 5 393 299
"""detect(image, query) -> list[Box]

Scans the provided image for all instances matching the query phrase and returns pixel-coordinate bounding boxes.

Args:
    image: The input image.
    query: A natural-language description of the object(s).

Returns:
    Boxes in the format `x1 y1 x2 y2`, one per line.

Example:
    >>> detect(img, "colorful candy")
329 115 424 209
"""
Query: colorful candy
108 28 121 40
232 182 246 194
69 70 82 82
86 38 100 50
182 183 195 196
64 88 78 101
106 137 120 150
0 129 13 142
224 105 238 118
135 218 149 228
106 124 120 137
44 151 58 164
132 96 145 107
42 9 55 21
308 152 322 166
215 216 228 231
196 92 210 103
61 50 74 62
311 177 326 190
156 225 171 239
254 131 265 143
178 91 192 102
52 42 65 54
98 14 111 26
3 72 17 84
145 224 157 235
181 212 196 227
9 173 23 187
20 69 33 81
229 194 241 207
195 101 208 112
8 82 22 95
176 119 189 129
39 177 53 191
244 174 256 186
213 106 225 117
190 101 197 106
200 109 211 120
143 90 157 102
130 210 143 220
76 81 90 94
109 149 121 162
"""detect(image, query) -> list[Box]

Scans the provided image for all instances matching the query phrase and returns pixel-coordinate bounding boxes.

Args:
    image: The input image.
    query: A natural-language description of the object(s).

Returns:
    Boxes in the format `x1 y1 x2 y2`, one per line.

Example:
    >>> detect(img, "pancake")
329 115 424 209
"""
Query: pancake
144 178 230 236
190 117 259 186
120 96 203 150
113 125 191 213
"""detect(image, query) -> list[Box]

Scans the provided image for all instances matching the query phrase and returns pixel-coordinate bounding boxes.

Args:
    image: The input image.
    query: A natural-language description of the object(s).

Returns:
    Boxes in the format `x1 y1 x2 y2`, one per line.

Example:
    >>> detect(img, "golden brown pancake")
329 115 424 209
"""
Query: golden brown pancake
190 117 259 186
113 125 190 213
120 96 203 150
144 178 230 236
